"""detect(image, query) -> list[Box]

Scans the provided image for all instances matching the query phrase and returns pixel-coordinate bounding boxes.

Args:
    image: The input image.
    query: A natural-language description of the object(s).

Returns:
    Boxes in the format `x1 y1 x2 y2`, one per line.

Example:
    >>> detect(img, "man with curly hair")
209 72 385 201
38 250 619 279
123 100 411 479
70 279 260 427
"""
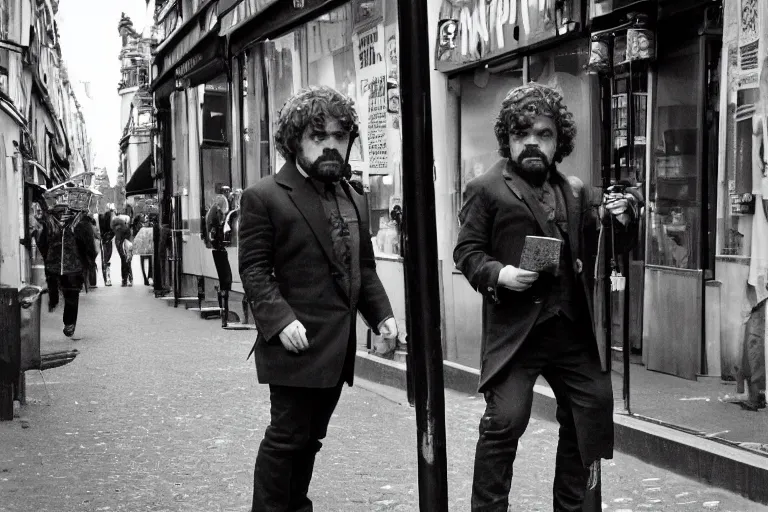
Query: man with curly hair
454 83 639 511
238 85 398 512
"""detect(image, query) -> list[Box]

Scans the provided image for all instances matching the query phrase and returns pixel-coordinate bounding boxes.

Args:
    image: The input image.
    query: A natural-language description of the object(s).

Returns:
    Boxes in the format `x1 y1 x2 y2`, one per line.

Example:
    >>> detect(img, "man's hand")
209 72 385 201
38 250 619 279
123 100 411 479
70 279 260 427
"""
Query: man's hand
278 320 309 354
497 265 539 291
374 317 399 355
603 192 633 225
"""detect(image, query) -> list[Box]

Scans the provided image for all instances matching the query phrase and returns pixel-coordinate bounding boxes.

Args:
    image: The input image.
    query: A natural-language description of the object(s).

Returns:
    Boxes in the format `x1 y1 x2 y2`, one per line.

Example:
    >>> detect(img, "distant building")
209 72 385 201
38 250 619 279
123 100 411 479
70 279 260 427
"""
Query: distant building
118 13 157 208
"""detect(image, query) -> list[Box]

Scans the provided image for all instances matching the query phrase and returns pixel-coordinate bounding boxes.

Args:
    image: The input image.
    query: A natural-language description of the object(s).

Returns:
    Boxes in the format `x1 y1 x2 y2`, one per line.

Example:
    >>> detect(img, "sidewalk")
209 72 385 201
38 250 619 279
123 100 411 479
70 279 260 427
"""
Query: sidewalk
615 363 768 448
0 258 763 510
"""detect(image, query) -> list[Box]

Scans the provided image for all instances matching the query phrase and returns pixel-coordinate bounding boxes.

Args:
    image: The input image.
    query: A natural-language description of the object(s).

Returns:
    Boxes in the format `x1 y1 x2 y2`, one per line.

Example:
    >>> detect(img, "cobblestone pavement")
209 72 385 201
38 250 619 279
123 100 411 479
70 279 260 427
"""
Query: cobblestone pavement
0 267 765 511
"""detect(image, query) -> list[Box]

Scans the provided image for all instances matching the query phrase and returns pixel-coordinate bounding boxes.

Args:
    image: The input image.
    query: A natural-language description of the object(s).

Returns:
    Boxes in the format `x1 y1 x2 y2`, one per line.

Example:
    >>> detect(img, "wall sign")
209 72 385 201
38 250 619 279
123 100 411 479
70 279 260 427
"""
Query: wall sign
433 0 580 73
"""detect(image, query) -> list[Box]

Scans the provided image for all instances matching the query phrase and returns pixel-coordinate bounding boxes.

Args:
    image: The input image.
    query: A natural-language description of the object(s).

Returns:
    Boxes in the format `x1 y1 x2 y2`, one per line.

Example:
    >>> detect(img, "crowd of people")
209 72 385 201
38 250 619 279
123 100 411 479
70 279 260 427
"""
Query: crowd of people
33 196 156 338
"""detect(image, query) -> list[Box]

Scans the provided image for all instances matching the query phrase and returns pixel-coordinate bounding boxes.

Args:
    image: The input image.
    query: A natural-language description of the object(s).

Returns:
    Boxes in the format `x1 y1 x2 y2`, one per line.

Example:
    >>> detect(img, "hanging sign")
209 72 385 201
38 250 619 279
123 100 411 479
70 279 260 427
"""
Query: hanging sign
625 28 654 62
585 34 611 75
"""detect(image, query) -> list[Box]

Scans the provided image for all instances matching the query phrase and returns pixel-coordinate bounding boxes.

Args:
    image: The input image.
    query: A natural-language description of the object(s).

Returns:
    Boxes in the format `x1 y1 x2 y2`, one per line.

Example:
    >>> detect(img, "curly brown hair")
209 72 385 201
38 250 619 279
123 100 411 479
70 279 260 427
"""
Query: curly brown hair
274 86 359 160
494 83 576 164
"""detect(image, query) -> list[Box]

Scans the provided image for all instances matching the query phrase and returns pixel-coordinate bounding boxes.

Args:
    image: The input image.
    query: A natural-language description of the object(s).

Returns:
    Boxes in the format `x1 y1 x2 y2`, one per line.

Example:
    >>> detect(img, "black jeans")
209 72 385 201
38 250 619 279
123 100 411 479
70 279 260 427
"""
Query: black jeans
252 383 344 512
115 238 133 283
101 237 113 280
472 316 613 512
47 273 83 326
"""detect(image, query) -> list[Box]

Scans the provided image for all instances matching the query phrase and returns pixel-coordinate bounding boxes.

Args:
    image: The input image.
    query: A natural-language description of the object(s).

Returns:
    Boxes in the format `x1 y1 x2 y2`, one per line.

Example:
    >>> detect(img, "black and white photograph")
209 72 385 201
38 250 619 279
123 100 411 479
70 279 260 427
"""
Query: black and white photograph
1 1 767 511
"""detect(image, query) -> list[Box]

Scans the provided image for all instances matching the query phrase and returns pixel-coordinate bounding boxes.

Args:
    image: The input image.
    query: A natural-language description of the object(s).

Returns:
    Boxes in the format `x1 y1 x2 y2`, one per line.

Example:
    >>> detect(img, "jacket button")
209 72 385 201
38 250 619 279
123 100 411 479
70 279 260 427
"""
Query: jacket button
533 295 542 304
574 258 583 274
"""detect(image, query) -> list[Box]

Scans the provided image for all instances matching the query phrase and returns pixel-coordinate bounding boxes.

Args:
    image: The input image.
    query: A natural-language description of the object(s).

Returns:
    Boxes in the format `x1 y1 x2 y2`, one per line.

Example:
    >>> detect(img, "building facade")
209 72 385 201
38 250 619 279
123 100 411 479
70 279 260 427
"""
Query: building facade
1 0 94 289
118 13 158 210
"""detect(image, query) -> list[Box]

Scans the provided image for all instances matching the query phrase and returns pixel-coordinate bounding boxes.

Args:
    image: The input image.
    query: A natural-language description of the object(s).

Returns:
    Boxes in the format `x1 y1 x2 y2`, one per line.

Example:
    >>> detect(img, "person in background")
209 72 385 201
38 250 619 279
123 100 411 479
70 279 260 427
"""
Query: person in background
454 83 640 511
238 86 398 512
98 203 117 286
38 204 98 337
133 213 155 286
111 210 134 287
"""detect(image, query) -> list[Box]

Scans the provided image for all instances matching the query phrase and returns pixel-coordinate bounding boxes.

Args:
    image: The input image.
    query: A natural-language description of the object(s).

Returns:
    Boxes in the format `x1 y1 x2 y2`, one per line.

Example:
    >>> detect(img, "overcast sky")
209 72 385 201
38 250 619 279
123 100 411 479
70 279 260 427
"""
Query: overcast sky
57 0 153 184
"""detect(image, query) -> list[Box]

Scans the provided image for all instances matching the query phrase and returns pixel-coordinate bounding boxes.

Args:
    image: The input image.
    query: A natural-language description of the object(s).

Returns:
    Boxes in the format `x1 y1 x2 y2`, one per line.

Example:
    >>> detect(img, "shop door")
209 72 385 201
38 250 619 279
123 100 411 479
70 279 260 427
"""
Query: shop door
643 36 718 380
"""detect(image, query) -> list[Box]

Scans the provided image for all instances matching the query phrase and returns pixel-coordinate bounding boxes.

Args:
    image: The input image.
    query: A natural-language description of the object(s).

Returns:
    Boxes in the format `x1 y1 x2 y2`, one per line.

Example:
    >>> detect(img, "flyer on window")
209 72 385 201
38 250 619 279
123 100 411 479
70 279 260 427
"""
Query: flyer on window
352 23 389 177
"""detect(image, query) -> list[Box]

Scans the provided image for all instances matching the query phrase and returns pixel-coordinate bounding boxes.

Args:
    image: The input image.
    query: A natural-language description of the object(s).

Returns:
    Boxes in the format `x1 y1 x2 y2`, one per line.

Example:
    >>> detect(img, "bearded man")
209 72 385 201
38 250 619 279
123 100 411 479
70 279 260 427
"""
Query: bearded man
454 83 639 512
239 85 398 512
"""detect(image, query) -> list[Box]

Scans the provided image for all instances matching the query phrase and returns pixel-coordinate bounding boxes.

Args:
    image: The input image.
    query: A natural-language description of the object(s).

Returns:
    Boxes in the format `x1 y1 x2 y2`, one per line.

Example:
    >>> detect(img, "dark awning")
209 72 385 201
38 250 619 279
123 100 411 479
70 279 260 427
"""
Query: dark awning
125 155 156 197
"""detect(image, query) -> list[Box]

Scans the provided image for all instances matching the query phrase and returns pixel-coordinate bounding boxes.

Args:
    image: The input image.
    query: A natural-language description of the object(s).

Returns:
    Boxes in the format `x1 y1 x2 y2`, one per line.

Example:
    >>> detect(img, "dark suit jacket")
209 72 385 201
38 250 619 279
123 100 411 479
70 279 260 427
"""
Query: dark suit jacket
238 161 393 388
454 159 636 391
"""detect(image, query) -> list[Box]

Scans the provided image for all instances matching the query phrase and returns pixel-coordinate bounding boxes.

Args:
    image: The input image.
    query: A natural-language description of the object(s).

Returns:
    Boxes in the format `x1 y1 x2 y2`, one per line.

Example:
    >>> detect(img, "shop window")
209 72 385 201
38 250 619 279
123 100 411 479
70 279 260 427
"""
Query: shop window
589 0 642 19
255 0 403 253
647 41 702 269
241 48 272 185
459 65 524 208
719 87 760 257
200 73 232 242
529 40 600 186
0 49 9 97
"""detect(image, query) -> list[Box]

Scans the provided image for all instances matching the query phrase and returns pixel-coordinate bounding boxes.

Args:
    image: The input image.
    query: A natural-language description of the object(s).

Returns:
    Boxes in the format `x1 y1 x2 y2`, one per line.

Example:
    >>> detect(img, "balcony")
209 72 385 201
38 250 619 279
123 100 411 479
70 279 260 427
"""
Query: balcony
118 66 149 92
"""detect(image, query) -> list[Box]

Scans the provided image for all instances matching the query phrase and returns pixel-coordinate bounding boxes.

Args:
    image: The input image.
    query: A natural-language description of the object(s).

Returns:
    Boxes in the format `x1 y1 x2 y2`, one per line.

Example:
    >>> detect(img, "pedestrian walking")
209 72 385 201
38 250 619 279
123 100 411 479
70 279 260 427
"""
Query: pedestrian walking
453 83 640 512
111 210 134 287
133 213 155 286
99 203 117 286
37 190 98 338
238 85 398 512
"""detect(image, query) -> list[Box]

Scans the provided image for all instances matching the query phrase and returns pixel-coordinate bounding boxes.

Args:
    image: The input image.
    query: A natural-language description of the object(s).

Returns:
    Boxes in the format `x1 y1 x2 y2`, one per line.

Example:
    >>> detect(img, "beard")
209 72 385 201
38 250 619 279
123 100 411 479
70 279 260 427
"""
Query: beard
510 147 554 187
297 148 346 183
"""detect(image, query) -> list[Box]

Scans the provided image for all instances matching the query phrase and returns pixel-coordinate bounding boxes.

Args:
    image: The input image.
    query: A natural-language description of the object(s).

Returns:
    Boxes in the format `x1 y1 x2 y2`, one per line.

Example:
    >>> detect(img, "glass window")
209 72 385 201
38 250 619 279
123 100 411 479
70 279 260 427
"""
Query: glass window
530 40 600 186
459 66 524 206
242 48 272 185
719 87 760 257
265 32 303 172
252 1 403 252
647 41 702 269
199 74 232 241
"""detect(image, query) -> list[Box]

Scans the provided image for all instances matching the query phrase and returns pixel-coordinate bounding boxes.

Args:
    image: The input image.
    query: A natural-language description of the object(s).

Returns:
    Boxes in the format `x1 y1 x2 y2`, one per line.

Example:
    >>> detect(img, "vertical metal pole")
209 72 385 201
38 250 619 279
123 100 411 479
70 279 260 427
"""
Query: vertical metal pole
397 0 449 510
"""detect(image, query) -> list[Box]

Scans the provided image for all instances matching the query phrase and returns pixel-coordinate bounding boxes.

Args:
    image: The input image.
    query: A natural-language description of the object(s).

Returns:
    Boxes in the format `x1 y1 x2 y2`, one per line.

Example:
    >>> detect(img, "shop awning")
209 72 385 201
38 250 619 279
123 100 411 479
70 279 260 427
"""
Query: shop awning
125 155 156 197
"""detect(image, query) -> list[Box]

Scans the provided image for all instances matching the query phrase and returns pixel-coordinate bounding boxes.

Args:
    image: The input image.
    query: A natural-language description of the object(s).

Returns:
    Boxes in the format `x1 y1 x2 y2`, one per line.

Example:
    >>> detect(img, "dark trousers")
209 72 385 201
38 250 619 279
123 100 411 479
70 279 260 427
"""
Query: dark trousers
472 316 613 512
252 383 344 512
101 237 113 280
115 239 133 283
47 274 83 326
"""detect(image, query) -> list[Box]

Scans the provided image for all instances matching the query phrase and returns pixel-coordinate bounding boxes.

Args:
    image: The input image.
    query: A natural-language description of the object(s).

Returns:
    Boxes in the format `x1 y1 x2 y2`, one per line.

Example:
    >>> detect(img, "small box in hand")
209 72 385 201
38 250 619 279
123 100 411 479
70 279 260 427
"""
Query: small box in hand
519 236 562 275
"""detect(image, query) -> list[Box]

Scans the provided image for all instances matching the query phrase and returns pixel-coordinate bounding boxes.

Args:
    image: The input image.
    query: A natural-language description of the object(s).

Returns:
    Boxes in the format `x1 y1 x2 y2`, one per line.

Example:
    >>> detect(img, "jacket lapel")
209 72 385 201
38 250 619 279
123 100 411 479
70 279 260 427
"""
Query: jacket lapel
275 162 344 278
501 161 556 237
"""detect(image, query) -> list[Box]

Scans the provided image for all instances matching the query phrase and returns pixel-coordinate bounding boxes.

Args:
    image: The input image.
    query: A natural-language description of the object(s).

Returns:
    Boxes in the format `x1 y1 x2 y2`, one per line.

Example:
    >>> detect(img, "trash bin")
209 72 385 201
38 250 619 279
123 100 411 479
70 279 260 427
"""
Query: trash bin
0 285 43 420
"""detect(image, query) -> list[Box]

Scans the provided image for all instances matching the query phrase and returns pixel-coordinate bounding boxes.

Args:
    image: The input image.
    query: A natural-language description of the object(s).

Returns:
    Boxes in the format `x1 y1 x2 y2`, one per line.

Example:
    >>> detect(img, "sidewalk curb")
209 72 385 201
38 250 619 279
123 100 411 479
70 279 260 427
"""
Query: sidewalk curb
354 351 768 505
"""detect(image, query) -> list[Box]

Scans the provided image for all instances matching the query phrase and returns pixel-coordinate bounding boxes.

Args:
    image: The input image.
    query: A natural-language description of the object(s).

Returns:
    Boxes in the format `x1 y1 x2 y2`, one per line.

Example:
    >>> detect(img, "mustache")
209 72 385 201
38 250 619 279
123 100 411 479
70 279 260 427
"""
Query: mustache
314 148 345 165
517 147 550 166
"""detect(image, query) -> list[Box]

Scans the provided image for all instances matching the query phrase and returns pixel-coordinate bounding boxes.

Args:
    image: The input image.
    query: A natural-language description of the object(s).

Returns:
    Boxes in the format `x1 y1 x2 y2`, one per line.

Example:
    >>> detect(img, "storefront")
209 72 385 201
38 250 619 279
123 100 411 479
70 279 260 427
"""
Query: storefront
430 0 598 367
150 0 230 300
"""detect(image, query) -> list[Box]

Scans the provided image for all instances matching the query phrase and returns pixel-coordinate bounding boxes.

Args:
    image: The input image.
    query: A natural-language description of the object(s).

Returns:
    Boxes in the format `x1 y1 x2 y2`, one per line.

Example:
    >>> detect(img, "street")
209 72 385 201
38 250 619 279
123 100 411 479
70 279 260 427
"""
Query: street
0 267 764 512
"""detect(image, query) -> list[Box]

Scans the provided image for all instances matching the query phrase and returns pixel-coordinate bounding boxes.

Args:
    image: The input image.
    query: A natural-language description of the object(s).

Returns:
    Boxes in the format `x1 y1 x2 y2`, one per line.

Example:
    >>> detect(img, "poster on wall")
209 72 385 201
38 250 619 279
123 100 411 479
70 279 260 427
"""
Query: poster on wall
738 0 760 90
352 23 389 176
